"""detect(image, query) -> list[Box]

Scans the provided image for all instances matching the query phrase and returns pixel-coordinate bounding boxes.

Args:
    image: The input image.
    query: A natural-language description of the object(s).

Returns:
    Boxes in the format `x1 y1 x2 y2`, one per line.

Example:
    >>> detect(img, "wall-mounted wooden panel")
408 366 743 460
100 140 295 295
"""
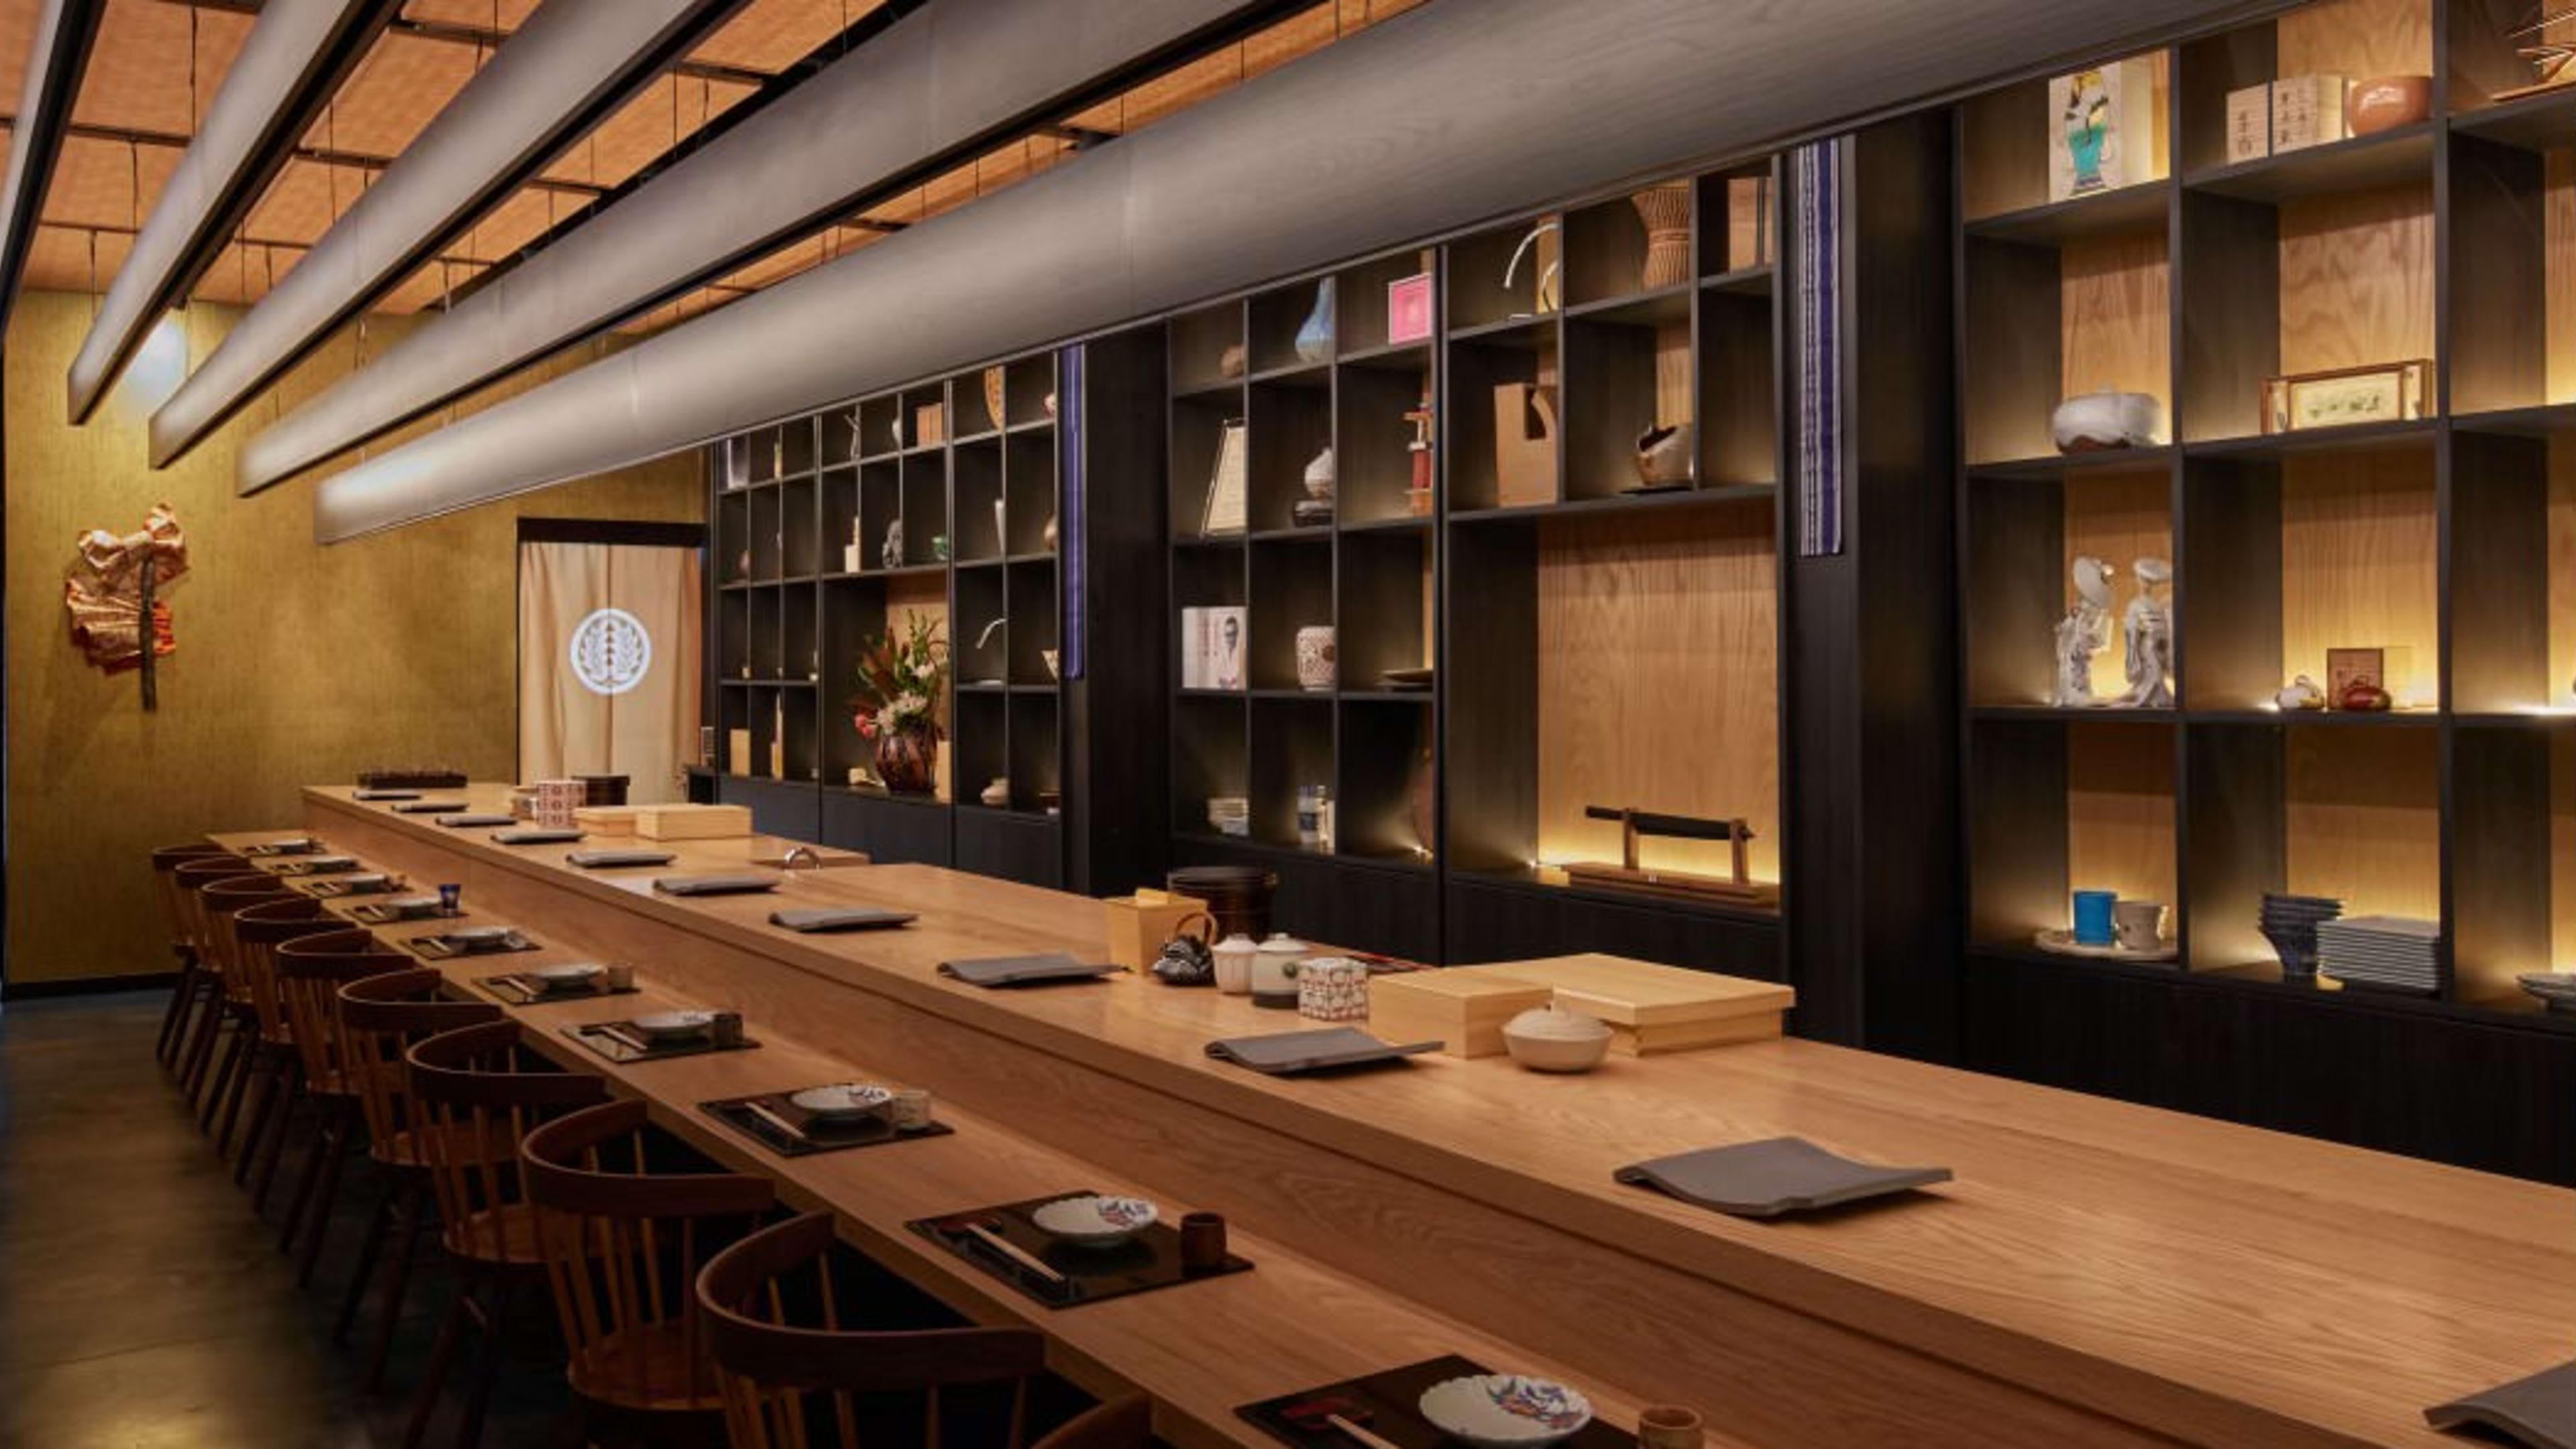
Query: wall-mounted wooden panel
1534 506 1778 883
2279 449 2438 707
2277 182 2436 378
2285 727 2440 922
2273 0 2432 81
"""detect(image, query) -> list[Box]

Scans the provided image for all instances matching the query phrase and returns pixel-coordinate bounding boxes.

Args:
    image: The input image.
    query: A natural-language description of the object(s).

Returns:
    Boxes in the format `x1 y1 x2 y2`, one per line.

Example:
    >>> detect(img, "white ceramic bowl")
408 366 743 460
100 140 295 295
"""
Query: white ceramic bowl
532 963 604 989
788 1083 893 1121
1417 1375 1594 1448
2049 390 2162 453
1029 1194 1159 1247
632 1010 716 1040
1501 1008 1612 1074
449 925 512 945
388 896 441 913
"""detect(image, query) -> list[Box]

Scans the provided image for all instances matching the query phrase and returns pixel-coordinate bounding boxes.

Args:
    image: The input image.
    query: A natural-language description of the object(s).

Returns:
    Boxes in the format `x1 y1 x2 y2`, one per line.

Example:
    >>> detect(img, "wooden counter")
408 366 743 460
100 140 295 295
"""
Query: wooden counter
291 787 2576 1448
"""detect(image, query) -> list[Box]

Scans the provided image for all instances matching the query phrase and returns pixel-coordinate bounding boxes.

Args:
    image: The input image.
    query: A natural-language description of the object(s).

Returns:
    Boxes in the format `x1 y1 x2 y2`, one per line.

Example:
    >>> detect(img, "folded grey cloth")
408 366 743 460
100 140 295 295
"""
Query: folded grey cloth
433 812 517 828
936 953 1116 986
2426 1360 2576 1448
651 873 782 896
567 849 677 869
392 800 470 814
1203 1027 1441 1075
492 828 584 845
772 906 916 933
1613 1137 1950 1219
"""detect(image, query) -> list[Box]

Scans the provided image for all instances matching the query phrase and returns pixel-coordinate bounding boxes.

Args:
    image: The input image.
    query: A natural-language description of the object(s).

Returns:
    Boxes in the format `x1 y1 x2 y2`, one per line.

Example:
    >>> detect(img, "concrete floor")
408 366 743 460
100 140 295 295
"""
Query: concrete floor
0 990 579 1449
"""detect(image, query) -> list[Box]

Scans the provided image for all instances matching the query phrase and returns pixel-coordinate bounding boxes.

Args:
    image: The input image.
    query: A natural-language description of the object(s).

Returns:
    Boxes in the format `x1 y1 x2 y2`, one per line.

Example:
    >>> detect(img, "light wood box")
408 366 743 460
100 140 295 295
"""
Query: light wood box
1368 969 1553 1058
633 803 755 841
573 806 639 838
1471 955 1795 1056
1102 890 1209 970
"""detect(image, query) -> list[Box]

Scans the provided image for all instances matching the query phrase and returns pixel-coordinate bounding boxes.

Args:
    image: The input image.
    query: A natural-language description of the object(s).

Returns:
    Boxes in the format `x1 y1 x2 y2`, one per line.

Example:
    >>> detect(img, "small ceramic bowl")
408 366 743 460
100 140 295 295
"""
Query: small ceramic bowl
2050 391 2162 453
1501 1007 1612 1074
788 1083 893 1121
1029 1194 1159 1247
1418 1375 1595 1448
449 925 512 945
531 963 604 990
632 1010 716 1040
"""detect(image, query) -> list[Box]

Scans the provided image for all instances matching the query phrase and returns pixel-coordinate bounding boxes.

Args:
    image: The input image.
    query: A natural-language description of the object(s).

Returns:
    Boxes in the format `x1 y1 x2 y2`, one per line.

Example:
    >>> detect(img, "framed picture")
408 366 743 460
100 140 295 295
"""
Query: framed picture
1387 273 1433 345
2047 57 2159 202
1200 419 1249 537
2261 360 2427 433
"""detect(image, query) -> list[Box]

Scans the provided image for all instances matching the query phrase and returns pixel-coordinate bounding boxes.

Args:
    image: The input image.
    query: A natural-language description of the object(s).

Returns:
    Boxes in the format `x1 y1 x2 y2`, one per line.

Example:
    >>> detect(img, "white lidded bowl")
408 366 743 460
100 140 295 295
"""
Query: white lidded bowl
1028 1194 1159 1247
632 1010 716 1040
788 1083 892 1121
1417 1375 1594 1448
1501 1007 1611 1073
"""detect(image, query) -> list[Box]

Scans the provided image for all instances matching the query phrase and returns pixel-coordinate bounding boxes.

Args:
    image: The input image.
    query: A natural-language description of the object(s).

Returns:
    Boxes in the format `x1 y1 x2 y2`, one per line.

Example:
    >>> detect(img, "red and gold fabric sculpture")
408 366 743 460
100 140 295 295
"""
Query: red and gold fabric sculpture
66 504 186 678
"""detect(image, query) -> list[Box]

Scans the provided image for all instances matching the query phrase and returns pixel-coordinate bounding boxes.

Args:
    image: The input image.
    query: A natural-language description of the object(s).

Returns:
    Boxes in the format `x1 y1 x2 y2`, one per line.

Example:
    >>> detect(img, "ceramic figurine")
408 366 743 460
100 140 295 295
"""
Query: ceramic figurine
1633 423 1695 489
1218 343 1248 379
2050 391 2161 453
1042 513 1058 553
1304 446 1336 501
979 777 1010 807
881 517 904 570
2121 557 2174 708
2276 674 2325 711
2340 681 2393 712
1295 280 1335 364
2053 555 2115 707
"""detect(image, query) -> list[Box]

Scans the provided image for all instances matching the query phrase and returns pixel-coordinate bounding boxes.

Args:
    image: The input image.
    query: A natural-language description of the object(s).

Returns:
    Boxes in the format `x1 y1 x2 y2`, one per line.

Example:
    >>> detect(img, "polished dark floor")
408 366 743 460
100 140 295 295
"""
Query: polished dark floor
0 990 576 1448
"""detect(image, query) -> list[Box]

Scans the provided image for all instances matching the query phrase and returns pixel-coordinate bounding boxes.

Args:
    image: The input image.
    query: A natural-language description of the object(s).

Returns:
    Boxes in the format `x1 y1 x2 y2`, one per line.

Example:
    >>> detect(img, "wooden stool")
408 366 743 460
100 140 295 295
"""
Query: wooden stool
524 1097 775 1445
273 928 411 1285
405 1019 607 1449
197 874 301 1146
698 1210 1153 1449
170 859 261 1104
336 967 502 1393
229 897 341 1205
149 844 233 1067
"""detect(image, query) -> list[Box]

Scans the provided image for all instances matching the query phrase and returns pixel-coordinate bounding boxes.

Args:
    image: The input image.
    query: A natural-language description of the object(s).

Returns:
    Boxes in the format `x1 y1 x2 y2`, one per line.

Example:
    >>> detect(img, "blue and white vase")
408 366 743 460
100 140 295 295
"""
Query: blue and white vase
1294 281 1334 364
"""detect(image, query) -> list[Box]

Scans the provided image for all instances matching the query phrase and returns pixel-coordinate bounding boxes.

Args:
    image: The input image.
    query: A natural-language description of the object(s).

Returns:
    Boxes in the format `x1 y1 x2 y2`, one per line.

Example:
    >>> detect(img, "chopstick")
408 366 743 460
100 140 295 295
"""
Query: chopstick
588 1023 651 1053
963 1222 1066 1284
1327 1415 1406 1449
740 1099 808 1143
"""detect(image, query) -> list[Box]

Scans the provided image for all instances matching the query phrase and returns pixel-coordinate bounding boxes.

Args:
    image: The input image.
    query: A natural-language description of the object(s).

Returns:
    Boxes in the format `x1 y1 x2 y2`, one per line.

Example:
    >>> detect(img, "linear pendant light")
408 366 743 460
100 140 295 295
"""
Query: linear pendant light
0 0 103 335
66 0 396 425
239 0 1283 496
146 0 746 468
313 0 2270 543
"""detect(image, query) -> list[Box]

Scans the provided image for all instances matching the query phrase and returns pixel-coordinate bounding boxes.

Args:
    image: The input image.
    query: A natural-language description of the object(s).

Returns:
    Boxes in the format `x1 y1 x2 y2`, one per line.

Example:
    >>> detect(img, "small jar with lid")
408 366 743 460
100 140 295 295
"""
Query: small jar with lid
1211 933 1260 995
1252 933 1308 1008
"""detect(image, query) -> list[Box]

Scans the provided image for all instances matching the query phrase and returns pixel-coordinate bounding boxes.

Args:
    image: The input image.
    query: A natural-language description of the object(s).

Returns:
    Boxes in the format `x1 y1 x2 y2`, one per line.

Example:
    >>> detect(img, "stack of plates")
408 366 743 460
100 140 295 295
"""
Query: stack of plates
2316 915 2441 996
2516 973 2576 1014
1205 796 1250 838
2258 892 2343 978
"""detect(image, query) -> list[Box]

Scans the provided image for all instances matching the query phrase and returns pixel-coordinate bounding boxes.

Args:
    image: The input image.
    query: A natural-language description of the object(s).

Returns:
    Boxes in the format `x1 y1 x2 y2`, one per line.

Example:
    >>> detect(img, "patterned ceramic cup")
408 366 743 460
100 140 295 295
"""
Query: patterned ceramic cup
1295 627 1336 692
1297 956 1369 1021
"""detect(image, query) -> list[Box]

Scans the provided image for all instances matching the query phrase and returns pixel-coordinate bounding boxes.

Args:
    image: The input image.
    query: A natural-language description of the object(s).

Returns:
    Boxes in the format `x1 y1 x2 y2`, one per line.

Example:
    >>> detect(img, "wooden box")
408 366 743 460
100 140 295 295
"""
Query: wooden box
1367 969 1553 1059
1102 890 1210 970
572 806 640 838
1472 955 1794 1055
633 803 754 841
1493 383 1559 508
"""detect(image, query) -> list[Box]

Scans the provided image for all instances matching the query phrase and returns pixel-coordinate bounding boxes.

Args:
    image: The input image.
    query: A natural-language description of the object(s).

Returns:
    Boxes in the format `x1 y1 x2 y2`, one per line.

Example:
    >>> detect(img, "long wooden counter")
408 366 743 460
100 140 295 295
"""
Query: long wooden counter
296 786 2576 1448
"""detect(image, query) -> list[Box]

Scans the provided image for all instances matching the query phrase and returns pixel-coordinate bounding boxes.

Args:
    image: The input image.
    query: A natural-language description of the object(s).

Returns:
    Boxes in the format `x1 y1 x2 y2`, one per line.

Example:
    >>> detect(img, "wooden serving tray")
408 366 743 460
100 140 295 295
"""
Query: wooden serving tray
1460 955 1794 1056
1367 971 1552 1059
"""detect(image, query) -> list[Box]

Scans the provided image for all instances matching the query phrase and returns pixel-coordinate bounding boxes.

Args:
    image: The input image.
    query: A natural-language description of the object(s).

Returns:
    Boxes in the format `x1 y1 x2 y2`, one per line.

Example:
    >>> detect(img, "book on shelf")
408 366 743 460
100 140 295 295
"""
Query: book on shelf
1179 606 1248 691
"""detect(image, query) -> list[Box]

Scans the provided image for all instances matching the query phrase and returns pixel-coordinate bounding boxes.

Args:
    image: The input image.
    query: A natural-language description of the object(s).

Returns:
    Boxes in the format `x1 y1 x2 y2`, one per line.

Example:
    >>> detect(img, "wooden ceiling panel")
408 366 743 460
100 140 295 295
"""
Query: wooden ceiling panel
688 0 873 74
21 223 134 294
241 158 362 246
308 33 478 156
538 71 752 189
451 182 554 260
39 132 181 229
73 0 254 134
399 0 543 30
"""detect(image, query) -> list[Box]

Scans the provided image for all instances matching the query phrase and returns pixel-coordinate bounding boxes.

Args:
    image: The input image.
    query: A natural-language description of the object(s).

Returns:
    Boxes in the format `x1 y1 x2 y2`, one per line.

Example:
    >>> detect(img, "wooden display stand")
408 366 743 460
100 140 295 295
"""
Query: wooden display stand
1560 805 1776 906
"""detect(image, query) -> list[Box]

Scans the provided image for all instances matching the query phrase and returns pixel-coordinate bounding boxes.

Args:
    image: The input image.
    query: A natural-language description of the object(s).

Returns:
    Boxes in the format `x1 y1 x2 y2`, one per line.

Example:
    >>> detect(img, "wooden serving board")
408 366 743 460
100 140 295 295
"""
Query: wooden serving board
633 803 753 841
1365 971 1552 1059
1462 955 1794 1056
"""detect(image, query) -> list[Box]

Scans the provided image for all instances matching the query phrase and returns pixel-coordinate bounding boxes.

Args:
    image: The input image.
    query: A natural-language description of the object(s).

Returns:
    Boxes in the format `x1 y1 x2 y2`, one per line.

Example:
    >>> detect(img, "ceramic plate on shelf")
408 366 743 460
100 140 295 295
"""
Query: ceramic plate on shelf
2517 973 2576 1012
1417 1375 1594 1449
2033 929 2174 963
632 1010 716 1040
1028 1193 1158 1247
787 1083 892 1121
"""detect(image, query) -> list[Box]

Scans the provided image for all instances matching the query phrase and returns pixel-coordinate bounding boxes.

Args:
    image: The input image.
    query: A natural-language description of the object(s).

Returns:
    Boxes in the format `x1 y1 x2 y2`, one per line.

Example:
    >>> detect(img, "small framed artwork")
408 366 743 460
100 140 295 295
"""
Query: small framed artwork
1200 419 1248 537
1386 273 1433 345
2261 360 2427 434
2327 646 2413 702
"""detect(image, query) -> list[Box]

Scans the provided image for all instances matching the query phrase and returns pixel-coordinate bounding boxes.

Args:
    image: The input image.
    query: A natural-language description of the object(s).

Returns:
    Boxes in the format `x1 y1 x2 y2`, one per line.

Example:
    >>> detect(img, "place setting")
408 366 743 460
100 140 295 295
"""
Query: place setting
491 825 585 846
771 905 916 933
908 1191 1248 1308
936 951 1122 987
566 847 678 869
268 853 364 877
431 810 519 828
389 799 472 814
241 835 324 857
300 870 406 897
698 1079 949 1156
1239 1355 1633 1449
476 961 640 1006
561 1009 759 1064
347 885 464 926
404 922 541 960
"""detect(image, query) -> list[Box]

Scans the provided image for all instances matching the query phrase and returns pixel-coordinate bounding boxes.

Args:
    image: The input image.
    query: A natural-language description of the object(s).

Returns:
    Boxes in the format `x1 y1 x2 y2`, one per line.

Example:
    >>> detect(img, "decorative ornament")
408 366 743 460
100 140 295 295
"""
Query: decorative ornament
2120 557 2173 708
66 503 187 710
2053 555 2114 707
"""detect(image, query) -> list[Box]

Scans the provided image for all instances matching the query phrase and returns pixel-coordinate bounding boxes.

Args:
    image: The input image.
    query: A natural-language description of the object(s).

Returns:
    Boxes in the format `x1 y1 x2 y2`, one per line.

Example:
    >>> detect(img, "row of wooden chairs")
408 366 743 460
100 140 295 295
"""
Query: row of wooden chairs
149 841 1154 1449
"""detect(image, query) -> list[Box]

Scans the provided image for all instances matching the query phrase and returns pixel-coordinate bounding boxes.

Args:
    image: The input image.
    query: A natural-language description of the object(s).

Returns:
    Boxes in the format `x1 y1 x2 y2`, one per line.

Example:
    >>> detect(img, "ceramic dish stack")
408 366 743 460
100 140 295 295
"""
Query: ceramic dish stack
2316 915 2441 996
2516 973 2576 1014
2258 892 2343 979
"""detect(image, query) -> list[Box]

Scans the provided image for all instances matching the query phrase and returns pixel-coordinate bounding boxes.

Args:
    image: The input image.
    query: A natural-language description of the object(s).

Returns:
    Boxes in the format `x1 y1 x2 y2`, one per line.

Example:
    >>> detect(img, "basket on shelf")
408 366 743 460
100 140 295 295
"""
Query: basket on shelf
1632 181 1693 290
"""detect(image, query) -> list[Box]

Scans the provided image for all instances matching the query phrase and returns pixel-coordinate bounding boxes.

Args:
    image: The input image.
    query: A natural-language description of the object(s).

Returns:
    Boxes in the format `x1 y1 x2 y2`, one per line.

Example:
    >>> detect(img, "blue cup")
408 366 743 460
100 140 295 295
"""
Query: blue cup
438 883 462 918
2072 890 2116 947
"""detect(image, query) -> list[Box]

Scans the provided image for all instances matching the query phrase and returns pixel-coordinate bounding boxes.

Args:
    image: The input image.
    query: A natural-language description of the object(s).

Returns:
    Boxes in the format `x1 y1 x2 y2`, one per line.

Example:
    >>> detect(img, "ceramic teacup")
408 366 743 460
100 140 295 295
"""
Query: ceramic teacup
2113 899 2166 953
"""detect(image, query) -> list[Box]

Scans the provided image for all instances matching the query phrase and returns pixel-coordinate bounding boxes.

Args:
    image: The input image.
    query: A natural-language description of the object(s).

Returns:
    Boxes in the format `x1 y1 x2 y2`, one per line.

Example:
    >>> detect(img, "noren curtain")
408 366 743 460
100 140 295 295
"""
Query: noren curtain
517 541 701 803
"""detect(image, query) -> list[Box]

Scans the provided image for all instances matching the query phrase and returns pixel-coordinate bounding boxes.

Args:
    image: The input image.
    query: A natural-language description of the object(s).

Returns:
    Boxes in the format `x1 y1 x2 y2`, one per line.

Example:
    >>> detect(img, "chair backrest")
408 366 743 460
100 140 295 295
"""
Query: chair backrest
408 1020 607 1268
275 928 411 1086
338 967 501 1154
151 845 233 955
201 875 298 1004
233 898 339 1038
522 1098 775 1413
172 859 257 968
698 1211 1049 1449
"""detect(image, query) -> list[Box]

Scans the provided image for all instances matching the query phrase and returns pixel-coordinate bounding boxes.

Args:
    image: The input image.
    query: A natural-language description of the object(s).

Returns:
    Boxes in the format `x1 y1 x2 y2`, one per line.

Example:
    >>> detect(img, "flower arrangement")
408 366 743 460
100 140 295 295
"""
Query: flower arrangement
852 614 948 741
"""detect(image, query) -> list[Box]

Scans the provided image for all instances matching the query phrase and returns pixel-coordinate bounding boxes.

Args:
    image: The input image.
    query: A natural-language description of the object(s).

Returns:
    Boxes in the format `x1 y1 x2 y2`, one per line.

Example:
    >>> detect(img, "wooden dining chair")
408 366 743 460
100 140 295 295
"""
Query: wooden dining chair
336 967 503 1393
150 843 234 1067
697 1211 1150 1449
405 1019 608 1449
523 1097 777 1444
171 859 263 1102
197 874 301 1146
273 927 413 1285
229 897 341 1205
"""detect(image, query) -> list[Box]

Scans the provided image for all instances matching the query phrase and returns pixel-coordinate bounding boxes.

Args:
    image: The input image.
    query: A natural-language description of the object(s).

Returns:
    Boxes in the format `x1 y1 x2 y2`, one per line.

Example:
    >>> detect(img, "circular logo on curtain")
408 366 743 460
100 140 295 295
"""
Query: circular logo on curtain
569 608 651 696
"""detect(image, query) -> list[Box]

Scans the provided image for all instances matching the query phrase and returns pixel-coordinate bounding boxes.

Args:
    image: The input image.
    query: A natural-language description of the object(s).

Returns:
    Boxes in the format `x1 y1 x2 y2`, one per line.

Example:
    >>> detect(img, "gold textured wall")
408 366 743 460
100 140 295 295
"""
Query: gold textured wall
5 291 702 987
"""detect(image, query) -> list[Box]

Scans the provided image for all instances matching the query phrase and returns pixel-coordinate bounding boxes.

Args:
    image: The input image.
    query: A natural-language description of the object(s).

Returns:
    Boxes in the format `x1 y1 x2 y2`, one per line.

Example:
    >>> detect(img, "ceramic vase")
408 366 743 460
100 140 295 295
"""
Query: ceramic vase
1634 423 1695 488
873 723 939 795
2347 74 2431 136
1295 627 1336 692
1633 181 1693 290
2051 392 2162 453
1303 445 1336 500
981 366 1006 431
1295 280 1334 364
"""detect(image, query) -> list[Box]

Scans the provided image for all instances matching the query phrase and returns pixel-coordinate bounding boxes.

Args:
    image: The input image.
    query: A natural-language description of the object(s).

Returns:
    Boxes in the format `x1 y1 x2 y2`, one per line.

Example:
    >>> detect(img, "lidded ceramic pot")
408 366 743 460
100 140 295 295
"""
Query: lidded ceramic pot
1252 932 1308 1008
1501 1006 1612 1073
1212 933 1260 995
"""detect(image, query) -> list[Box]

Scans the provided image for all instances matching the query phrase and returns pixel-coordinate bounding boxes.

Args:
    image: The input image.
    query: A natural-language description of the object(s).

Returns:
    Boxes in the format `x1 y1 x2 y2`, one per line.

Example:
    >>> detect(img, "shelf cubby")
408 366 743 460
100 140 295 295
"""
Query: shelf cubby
953 439 1006 563
1562 305 1689 500
1696 159 1779 278
716 588 750 681
1335 357 1432 525
1248 380 1334 533
1338 529 1430 689
1171 301 1244 394
898 454 949 567
1967 462 2176 708
782 581 819 683
1338 697 1436 863
1968 715 2178 951
1249 696 1334 849
897 384 947 452
1004 430 1057 555
780 476 818 578
1964 50 2171 223
1171 393 1242 539
954 566 1008 688
1248 538 1333 692
1446 329 1557 513
820 467 861 576
747 587 783 680
716 490 749 584
1004 354 1056 429
1250 278 1333 376
855 396 901 462
1334 248 1437 356
855 462 902 572
1446 215 1557 333
1008 692 1061 810
1174 694 1248 835
1006 559 1059 687
951 690 1008 808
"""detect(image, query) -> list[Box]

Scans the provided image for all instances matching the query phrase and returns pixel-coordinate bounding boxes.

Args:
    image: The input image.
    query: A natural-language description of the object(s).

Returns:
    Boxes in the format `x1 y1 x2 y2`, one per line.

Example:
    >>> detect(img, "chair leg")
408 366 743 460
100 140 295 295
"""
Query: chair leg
294 1104 356 1286
278 1093 343 1252
454 1276 515 1449
214 1042 267 1157
337 1174 397 1338
233 1055 286 1187
199 1012 250 1132
154 953 199 1067
366 1179 429 1394
251 1067 303 1215
404 1275 476 1449
178 991 226 1102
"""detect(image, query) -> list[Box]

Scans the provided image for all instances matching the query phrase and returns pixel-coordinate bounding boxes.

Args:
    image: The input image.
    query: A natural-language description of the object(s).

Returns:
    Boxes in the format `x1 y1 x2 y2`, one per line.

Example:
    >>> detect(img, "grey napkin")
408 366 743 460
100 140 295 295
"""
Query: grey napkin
936 953 1116 986
392 800 470 814
1614 1137 1950 1218
651 873 782 897
2427 1360 2576 1448
567 849 678 869
492 828 584 845
772 906 916 933
1203 1027 1442 1074
433 812 517 828
352 789 421 801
